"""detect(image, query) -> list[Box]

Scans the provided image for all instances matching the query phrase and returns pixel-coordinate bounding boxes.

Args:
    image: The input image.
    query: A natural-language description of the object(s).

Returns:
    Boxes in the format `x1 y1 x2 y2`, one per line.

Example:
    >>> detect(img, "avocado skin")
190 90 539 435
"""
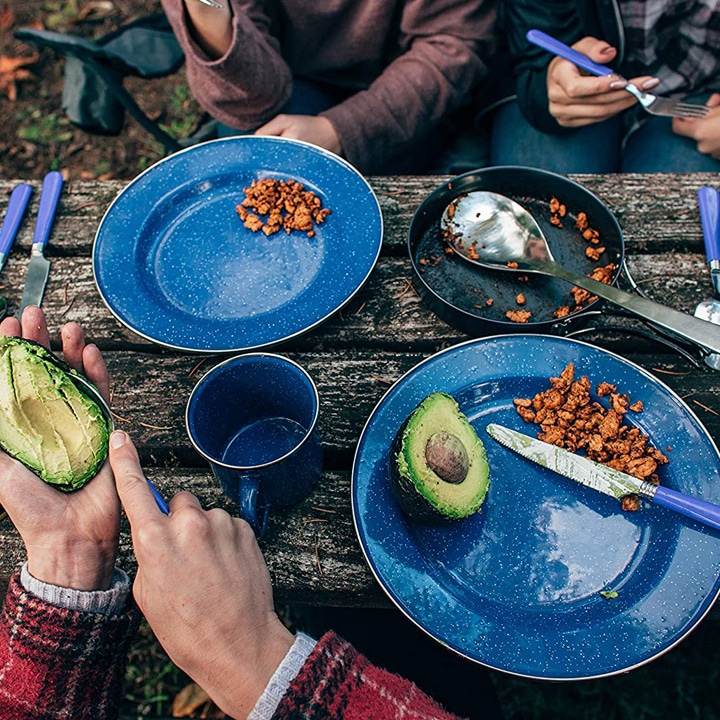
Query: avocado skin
389 392 490 525
0 336 110 491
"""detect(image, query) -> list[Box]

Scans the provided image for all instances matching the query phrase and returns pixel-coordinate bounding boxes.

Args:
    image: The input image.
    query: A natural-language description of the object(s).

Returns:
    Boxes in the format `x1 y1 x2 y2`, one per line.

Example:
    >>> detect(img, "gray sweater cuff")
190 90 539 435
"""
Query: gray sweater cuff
247 632 317 720
20 561 131 616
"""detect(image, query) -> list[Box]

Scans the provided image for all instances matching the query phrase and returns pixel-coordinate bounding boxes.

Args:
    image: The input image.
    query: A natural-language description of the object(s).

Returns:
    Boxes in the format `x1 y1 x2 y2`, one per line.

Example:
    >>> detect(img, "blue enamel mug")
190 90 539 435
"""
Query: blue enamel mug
185 353 322 536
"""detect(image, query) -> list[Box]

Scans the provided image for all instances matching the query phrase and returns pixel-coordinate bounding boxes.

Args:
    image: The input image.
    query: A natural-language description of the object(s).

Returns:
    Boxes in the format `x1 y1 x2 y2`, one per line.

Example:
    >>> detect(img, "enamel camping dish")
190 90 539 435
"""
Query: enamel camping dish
352 334 720 680
93 136 383 353
407 166 624 336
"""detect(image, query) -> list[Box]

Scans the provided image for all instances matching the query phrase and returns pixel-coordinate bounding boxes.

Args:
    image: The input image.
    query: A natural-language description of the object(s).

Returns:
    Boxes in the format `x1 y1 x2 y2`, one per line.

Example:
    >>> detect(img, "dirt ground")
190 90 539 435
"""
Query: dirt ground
1 0 203 183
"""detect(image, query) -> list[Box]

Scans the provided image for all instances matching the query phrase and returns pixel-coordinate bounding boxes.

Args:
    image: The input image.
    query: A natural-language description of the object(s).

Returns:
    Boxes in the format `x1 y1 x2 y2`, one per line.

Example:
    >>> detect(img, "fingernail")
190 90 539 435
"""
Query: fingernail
641 78 660 90
110 431 127 449
609 80 627 89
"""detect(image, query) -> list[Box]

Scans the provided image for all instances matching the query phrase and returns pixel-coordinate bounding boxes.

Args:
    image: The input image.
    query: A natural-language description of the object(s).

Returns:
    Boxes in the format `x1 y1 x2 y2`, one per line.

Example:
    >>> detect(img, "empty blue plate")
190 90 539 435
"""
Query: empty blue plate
352 335 720 680
93 137 383 352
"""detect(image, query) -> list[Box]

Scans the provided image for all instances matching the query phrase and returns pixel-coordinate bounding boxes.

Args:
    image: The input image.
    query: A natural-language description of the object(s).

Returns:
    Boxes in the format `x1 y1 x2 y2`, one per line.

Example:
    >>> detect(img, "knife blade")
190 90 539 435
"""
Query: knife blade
486 423 720 532
18 171 64 319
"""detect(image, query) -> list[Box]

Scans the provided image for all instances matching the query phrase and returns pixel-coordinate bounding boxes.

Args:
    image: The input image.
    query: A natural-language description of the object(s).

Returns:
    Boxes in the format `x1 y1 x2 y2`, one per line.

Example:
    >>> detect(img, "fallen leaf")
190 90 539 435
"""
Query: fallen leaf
0 6 14 31
171 682 211 717
0 53 38 101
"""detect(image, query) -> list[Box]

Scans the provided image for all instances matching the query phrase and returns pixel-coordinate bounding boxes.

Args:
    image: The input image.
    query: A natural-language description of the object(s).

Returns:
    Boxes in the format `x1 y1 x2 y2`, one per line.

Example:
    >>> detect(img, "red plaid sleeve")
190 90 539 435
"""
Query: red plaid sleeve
0 570 140 720
272 631 466 720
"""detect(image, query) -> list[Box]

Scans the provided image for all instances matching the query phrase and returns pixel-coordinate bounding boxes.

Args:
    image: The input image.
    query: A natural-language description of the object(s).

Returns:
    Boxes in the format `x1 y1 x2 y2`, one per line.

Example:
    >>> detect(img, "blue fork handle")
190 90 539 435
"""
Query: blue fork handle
526 29 614 77
698 186 720 262
32 171 64 252
0 184 33 259
653 485 720 532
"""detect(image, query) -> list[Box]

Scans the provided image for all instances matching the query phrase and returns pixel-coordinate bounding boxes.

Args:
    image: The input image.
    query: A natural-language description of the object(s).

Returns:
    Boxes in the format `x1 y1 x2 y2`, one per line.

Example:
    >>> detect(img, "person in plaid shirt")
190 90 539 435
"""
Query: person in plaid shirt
0 307 490 720
489 0 720 172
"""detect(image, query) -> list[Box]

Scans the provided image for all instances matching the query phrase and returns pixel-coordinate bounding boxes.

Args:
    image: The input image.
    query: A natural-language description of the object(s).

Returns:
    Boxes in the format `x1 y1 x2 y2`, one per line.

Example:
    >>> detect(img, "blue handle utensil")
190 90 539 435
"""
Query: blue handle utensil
18 171 64 318
147 477 170 515
526 29 615 77
487 424 720 533
0 184 33 272
698 186 720 279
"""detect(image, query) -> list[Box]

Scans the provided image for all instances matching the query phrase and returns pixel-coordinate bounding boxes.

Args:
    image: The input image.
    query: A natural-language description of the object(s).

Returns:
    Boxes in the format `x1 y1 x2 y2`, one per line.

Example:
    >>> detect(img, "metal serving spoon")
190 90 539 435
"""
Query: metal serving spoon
442 190 720 358
0 183 34 319
694 186 720 370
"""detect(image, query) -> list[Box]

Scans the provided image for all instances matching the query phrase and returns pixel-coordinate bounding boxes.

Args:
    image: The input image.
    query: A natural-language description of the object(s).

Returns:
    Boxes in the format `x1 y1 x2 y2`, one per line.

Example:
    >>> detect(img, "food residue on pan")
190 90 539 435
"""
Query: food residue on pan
236 178 331 237
513 362 669 511
430 194 617 323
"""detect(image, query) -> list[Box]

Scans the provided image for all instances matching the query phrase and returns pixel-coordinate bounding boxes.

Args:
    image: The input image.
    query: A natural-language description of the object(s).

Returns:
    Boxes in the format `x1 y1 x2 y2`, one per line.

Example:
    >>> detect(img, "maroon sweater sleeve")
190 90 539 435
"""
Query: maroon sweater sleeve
0 572 140 720
272 631 467 720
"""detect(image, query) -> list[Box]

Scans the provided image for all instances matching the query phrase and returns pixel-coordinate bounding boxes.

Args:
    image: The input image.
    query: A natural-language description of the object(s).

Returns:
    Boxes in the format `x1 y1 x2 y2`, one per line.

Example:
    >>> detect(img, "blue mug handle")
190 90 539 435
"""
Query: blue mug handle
238 472 271 536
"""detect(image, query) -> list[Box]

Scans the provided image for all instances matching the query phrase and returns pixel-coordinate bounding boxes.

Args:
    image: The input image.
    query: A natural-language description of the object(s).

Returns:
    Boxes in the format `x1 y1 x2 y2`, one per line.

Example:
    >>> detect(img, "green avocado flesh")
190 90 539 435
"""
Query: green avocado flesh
390 392 490 523
0 336 110 491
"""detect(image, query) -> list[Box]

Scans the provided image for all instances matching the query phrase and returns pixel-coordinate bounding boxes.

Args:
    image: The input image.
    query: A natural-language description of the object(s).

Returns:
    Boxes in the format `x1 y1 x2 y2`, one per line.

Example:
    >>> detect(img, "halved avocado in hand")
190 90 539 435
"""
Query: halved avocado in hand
390 392 490 524
0 336 110 491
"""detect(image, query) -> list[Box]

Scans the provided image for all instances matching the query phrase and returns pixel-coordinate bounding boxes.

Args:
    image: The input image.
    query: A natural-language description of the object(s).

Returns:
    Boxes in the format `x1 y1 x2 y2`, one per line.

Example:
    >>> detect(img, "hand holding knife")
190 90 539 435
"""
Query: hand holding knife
18 171 64 319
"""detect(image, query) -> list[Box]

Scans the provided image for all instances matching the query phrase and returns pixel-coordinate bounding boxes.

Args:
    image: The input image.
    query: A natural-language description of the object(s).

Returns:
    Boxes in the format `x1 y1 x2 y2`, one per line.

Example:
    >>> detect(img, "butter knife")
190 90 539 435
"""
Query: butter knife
486 423 720 532
18 171 64 318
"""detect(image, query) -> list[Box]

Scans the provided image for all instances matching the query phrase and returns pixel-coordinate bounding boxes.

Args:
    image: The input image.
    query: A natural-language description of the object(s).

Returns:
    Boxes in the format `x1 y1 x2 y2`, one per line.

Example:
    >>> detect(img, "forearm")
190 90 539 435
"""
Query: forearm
0 569 139 720
272 631 465 720
161 0 291 129
322 34 487 172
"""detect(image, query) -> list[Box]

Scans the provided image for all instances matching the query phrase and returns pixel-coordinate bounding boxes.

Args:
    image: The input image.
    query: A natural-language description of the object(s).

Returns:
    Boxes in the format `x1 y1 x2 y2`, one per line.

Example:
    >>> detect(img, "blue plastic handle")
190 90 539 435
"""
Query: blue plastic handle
146 477 170 515
32 171 64 251
526 29 614 77
698 186 720 263
653 485 720 532
0 184 33 259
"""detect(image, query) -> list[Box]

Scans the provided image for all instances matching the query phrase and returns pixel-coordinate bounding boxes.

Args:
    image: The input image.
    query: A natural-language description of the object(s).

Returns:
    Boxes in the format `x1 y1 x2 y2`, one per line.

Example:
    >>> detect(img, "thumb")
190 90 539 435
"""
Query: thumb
109 431 162 526
573 36 617 63
707 93 720 108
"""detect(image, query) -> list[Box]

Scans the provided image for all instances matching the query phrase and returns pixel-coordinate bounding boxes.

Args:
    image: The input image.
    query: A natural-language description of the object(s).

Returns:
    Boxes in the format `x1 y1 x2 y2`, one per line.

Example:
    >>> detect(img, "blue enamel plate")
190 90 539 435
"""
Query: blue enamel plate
352 335 720 680
93 137 382 352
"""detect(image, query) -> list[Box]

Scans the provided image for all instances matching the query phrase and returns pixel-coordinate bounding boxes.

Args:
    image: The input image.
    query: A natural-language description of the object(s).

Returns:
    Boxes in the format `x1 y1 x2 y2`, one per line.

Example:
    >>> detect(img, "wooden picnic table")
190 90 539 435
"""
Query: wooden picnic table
1 172 720 611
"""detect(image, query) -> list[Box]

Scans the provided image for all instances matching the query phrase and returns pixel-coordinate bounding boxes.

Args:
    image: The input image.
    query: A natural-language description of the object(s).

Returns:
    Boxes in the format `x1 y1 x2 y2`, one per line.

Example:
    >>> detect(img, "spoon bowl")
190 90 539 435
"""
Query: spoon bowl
441 189 720 358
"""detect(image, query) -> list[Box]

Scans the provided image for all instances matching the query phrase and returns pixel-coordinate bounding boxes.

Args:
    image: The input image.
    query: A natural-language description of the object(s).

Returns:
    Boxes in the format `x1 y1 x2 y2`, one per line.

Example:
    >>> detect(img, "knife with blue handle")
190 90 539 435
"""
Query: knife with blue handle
698 186 720 295
0 184 33 272
18 171 64 318
486 423 720 532
526 29 616 77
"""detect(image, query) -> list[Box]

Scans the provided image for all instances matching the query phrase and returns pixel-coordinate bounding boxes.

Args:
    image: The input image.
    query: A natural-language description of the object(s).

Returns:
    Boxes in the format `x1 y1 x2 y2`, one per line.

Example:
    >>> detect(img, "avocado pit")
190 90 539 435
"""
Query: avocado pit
425 431 468 484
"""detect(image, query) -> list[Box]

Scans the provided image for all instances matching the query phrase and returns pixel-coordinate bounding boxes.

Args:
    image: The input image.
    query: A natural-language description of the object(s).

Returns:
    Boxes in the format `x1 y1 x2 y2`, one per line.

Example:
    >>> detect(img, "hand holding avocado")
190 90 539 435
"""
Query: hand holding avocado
0 307 119 591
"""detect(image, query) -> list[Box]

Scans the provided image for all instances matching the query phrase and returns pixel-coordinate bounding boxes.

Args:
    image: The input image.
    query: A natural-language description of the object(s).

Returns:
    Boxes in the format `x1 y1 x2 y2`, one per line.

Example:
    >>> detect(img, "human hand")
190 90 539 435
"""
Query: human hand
546 36 657 127
673 93 720 160
110 431 294 718
0 306 118 590
255 114 343 155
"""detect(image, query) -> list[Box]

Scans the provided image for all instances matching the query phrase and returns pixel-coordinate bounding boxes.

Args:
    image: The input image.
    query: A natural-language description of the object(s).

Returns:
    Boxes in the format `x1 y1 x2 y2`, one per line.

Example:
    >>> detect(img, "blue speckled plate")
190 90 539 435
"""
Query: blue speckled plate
352 335 720 680
93 137 382 352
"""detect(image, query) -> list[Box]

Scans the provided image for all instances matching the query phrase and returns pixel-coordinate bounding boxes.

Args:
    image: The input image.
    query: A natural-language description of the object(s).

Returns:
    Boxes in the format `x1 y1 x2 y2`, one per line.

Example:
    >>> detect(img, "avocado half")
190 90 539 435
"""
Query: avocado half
0 336 111 491
389 392 490 524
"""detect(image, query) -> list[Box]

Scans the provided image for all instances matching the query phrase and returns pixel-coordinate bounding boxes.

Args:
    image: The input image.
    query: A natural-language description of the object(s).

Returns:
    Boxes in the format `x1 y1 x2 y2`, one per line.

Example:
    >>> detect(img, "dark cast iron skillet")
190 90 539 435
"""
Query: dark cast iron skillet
408 166 625 337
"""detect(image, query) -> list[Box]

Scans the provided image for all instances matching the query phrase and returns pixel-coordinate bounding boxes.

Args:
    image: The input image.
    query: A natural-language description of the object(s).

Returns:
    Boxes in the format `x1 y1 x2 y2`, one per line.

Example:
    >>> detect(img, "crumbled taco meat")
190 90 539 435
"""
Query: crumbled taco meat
513 363 669 509
236 178 331 237
506 309 532 323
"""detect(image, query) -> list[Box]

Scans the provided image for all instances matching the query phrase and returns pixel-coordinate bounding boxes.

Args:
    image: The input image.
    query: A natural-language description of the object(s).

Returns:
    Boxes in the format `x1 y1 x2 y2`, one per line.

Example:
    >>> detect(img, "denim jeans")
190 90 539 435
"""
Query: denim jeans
490 97 720 173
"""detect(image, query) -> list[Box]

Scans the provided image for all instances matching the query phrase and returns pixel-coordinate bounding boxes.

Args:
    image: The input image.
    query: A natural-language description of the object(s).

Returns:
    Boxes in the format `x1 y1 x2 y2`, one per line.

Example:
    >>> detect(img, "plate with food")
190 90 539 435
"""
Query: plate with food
351 334 720 679
93 136 383 352
407 166 624 337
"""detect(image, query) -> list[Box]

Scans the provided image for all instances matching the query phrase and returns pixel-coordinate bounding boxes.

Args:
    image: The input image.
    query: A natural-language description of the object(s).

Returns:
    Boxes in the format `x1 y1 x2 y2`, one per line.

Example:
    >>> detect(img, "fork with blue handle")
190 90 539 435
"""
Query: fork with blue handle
526 29 709 119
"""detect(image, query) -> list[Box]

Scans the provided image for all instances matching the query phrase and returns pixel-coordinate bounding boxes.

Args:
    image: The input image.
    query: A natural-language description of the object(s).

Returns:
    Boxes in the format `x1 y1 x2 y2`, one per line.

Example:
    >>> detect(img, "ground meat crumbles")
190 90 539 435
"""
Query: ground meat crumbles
514 362 669 510
236 178 331 237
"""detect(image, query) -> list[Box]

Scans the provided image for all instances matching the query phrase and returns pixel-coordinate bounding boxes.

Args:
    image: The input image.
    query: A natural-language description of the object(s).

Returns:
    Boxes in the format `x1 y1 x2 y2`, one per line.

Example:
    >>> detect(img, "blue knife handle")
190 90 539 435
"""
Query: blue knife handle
32 171 64 252
526 29 614 78
698 186 720 263
653 485 720 532
0 184 33 259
